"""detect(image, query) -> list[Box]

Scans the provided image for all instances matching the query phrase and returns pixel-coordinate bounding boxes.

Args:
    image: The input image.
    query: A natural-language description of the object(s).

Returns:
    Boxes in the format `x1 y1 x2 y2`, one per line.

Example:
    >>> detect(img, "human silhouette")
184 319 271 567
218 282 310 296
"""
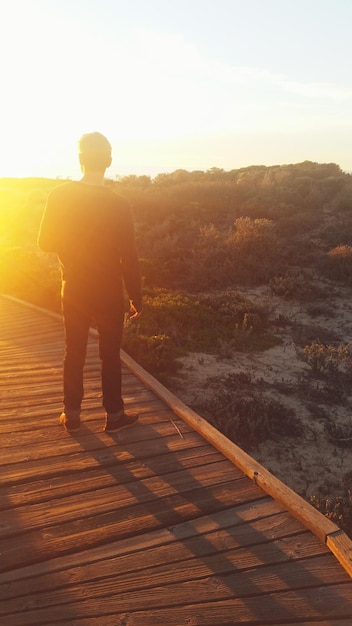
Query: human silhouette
38 132 142 433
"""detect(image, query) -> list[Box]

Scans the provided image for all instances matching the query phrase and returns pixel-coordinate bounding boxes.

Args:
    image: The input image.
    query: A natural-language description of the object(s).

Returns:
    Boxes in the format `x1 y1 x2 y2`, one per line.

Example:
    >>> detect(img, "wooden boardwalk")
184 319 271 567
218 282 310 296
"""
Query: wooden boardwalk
0 294 351 625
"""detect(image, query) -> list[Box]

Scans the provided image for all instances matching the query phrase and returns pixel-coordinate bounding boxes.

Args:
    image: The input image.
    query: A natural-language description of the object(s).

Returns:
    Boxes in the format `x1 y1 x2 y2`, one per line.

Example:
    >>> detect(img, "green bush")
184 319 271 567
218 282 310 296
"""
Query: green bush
125 289 215 351
121 288 278 379
122 327 181 381
129 288 270 348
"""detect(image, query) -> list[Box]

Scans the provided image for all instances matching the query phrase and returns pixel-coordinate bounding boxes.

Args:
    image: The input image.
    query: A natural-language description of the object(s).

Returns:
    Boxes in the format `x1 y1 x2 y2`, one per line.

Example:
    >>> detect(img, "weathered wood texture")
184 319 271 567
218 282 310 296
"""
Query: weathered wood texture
0 294 351 625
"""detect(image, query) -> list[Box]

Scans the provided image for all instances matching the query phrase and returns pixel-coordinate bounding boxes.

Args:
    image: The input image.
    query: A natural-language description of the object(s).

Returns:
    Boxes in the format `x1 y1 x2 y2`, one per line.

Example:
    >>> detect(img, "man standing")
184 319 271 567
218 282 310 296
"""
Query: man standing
38 132 142 433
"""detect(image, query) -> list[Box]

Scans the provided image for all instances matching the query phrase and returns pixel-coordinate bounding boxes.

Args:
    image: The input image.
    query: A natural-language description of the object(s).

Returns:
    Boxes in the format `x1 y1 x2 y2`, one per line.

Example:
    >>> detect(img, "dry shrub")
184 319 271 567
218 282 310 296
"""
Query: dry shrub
300 341 352 376
270 272 305 299
228 217 281 283
301 342 338 374
193 373 301 451
309 491 352 538
296 340 352 404
139 214 283 291
324 245 352 284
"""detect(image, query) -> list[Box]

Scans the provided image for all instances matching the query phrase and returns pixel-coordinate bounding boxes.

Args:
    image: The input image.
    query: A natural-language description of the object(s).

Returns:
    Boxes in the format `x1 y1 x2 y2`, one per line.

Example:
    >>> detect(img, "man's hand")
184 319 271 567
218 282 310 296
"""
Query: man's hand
129 300 142 320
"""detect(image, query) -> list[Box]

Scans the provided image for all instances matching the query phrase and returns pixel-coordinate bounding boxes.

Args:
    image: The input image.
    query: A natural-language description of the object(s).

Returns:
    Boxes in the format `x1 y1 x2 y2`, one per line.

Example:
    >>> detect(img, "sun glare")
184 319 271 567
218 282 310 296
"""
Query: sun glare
1 1 352 178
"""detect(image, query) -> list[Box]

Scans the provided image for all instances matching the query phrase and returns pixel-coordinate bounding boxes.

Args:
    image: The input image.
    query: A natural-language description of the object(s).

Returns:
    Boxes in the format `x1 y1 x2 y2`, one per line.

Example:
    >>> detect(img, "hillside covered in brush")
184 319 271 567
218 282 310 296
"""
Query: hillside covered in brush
2 160 352 301
2 160 352 374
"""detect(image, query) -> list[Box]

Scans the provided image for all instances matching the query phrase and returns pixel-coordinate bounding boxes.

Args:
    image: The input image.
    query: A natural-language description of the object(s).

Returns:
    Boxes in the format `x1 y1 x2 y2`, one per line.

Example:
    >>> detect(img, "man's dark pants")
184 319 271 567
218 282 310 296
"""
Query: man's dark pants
62 284 125 415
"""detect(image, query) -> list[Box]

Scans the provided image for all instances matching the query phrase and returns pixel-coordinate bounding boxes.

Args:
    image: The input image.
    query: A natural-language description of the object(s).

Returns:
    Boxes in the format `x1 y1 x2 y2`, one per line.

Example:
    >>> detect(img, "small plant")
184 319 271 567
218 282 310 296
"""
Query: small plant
122 325 182 383
270 271 316 300
300 342 338 374
336 342 352 377
298 340 352 377
198 290 269 331
295 340 352 404
216 318 276 356
309 491 352 538
217 313 254 355
193 373 301 451
324 244 352 284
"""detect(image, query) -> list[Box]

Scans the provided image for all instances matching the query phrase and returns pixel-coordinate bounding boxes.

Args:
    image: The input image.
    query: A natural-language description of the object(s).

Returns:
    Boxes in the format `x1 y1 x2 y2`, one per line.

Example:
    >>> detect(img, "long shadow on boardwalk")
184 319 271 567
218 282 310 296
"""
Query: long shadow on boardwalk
1 413 350 625
0 295 351 624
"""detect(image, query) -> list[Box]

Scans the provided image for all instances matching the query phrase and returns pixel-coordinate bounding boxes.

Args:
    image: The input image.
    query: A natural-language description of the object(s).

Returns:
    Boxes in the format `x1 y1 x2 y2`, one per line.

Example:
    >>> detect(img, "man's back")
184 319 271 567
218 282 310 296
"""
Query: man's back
38 181 141 304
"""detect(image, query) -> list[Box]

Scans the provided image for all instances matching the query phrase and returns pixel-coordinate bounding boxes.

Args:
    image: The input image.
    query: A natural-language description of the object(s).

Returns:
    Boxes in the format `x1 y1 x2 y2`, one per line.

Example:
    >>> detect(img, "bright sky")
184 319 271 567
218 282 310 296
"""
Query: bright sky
1 0 351 178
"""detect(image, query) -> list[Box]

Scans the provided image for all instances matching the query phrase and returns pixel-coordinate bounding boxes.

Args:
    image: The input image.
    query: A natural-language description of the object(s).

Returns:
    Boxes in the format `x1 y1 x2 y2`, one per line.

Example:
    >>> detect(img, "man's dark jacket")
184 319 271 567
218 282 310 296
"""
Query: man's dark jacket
38 181 142 310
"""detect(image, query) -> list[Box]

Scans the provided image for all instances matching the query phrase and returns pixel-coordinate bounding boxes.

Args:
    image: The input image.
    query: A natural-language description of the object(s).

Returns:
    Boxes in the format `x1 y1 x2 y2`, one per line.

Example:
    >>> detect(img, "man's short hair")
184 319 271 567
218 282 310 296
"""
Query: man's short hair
78 132 112 171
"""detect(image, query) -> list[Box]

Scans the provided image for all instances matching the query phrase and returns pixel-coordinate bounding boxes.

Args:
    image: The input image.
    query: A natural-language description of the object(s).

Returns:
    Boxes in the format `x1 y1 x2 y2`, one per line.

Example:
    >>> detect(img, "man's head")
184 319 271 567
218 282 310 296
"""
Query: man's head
78 132 112 173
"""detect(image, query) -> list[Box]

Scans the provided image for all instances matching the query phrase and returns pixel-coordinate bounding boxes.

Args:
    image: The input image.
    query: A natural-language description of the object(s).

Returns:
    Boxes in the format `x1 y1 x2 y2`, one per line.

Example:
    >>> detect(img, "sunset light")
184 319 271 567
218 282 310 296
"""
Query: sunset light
1 0 352 178
2 2 352 614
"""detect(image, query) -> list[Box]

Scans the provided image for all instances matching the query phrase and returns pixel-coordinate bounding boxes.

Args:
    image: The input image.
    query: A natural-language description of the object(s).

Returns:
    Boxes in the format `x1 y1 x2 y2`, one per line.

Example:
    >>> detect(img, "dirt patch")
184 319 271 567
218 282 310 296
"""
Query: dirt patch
170 283 352 506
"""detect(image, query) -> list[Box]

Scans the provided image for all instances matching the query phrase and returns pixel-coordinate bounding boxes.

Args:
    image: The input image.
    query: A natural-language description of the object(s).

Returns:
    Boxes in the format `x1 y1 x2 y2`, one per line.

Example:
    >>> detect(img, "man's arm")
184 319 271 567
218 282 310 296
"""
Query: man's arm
119 204 142 315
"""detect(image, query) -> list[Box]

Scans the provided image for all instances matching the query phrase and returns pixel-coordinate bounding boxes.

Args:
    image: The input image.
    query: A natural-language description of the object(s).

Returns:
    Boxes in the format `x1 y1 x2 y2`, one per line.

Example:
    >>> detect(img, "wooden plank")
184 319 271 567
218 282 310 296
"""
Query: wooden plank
0 420 195 465
0 407 188 447
0 419 195 465
254 623 352 626
123 583 352 626
0 369 61 384
32 609 351 626
0 511 313 605
1 448 225 508
0 403 172 433
4 580 352 626
2 553 349 621
327 531 352 578
0 479 263 571
0 390 165 422
0 432 210 485
0 497 278 583
0 385 157 411
0 459 241 537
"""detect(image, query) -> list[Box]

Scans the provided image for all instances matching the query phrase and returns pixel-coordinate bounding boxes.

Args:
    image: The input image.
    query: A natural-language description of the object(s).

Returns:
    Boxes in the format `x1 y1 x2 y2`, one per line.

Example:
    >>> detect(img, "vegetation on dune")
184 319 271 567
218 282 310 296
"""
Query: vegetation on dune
192 372 302 452
121 288 277 381
1 161 352 535
2 160 352 379
2 160 352 300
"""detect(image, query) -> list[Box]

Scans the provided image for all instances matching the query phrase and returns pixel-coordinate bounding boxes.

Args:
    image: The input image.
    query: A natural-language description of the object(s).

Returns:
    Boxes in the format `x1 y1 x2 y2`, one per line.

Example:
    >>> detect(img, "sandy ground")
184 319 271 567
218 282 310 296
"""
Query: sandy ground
170 283 352 502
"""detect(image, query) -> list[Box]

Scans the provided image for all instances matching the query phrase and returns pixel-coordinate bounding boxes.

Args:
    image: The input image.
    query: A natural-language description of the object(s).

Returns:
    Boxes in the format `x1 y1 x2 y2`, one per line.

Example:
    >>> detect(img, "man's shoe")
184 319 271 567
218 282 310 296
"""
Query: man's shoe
60 410 81 433
104 410 139 433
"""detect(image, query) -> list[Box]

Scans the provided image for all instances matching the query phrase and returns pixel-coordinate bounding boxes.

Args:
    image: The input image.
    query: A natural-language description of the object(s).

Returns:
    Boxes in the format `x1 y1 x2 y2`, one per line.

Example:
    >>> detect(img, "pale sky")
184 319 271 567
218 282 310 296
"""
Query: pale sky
0 0 351 179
